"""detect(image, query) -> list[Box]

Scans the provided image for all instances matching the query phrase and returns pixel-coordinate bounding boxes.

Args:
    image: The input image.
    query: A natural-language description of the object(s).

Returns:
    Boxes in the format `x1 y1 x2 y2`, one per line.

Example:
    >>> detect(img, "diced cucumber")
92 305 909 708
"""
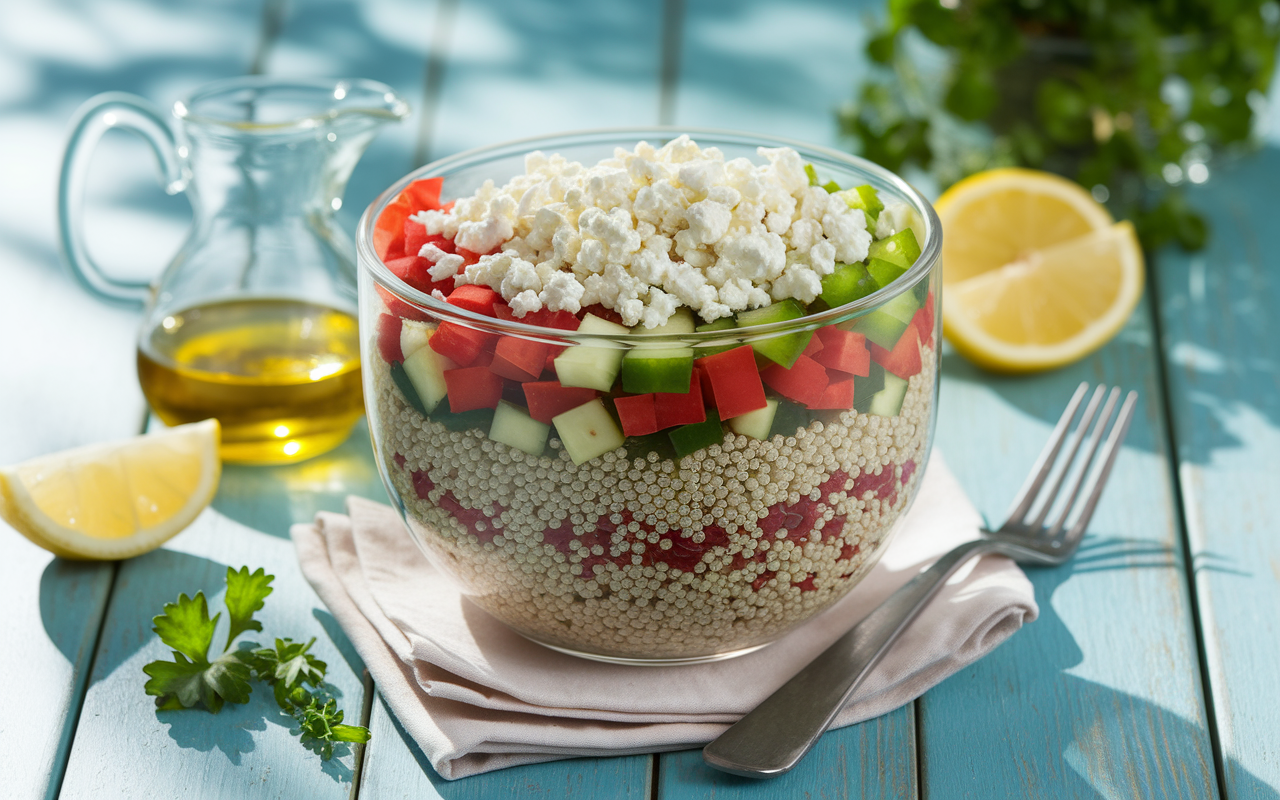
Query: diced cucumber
489 400 549 457
805 163 819 186
695 317 738 357
867 372 908 417
822 180 841 194
400 319 433 360
389 361 427 415
430 406 495 432
867 257 907 289
820 262 879 308
669 410 725 459
881 290 921 324
729 398 779 440
867 229 921 269
577 313 632 336
554 313 630 391
735 299 814 368
402 345 451 413
553 399 625 465
632 306 695 335
851 309 910 350
769 399 815 438
622 347 694 393
852 289 921 350
852 362 886 413
624 432 678 463
837 184 884 222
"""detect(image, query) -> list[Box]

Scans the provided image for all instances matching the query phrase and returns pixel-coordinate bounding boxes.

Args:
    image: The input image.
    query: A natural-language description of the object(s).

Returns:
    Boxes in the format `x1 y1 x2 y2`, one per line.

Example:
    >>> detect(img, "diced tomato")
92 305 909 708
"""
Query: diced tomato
373 194 412 260
376 313 403 363
385 255 440 294
654 373 706 428
614 394 659 437
447 284 502 316
402 177 444 213
912 292 935 347
523 381 599 424
429 322 493 366
808 375 855 410
696 345 768 419
490 336 550 381
813 328 871 377
580 304 624 325
375 285 430 322
696 365 716 407
870 325 922 378
444 366 503 412
524 308 581 330
761 355 829 407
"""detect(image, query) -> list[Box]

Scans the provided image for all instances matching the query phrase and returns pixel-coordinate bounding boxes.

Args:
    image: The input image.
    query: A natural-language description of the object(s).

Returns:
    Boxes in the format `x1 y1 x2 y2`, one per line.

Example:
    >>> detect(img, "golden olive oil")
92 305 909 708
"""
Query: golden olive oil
138 298 364 464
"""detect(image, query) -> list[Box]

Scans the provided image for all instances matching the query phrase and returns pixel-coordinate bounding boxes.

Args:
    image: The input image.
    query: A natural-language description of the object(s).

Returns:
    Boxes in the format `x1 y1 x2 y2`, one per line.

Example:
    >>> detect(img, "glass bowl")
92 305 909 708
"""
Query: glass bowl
356 128 941 664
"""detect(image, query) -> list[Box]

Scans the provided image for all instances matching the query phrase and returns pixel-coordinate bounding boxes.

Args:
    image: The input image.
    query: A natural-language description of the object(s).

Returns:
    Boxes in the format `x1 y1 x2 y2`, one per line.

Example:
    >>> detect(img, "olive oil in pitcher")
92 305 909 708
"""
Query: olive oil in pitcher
138 298 364 463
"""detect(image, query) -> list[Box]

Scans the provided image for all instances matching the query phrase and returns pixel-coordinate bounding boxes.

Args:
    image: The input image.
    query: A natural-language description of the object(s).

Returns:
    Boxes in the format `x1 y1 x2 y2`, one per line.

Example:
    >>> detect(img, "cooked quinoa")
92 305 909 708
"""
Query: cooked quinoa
370 342 936 661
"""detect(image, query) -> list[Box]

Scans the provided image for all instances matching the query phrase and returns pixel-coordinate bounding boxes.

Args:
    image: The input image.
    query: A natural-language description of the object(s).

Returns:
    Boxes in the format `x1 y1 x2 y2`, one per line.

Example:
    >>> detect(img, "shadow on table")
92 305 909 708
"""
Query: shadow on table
659 536 1278 798
211 418 386 540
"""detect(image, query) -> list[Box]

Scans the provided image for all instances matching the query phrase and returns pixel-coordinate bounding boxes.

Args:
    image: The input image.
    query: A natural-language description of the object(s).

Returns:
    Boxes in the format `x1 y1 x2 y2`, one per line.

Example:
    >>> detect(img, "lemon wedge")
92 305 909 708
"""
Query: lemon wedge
0 419 221 560
937 168 1145 372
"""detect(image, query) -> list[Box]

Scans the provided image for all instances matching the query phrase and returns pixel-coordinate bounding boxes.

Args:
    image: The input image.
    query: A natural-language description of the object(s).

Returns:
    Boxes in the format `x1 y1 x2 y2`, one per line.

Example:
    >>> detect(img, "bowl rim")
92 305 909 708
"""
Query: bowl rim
356 126 941 343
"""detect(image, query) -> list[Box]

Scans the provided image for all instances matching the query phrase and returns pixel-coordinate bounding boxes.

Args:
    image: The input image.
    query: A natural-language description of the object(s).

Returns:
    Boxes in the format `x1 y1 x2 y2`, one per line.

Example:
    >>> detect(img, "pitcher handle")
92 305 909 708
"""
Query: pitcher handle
57 92 189 307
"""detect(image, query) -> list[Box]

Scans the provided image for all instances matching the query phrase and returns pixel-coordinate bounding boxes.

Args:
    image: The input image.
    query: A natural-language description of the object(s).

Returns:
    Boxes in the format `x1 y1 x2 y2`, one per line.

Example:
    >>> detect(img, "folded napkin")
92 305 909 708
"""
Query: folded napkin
292 452 1036 780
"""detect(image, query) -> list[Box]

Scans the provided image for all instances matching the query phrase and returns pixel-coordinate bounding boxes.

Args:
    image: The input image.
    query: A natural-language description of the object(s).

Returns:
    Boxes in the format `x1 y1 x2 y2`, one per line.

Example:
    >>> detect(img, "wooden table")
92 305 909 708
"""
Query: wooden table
3 1 1277 797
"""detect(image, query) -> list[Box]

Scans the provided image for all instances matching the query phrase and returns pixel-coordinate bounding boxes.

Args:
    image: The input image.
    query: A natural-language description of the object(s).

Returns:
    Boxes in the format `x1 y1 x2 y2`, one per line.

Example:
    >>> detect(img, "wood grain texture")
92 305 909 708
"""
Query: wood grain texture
657 704 917 800
921 297 1219 798
0 1 260 796
56 423 386 799
674 0 877 150
1154 147 1280 799
424 0 668 161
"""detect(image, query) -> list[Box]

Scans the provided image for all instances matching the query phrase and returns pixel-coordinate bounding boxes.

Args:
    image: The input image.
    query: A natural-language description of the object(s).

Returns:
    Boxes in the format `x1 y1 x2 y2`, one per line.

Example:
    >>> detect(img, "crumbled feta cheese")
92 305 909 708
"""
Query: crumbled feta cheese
418 135 877 324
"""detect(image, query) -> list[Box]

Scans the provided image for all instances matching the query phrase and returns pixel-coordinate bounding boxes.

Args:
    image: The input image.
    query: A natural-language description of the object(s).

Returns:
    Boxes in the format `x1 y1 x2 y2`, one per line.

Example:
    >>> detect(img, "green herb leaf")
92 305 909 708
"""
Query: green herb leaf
152 592 217 663
142 566 370 762
223 566 274 651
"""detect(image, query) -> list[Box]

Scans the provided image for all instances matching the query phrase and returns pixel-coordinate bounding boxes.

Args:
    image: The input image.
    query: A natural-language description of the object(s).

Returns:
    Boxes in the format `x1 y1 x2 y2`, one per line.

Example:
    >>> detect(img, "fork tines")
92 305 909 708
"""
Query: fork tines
1003 382 1138 545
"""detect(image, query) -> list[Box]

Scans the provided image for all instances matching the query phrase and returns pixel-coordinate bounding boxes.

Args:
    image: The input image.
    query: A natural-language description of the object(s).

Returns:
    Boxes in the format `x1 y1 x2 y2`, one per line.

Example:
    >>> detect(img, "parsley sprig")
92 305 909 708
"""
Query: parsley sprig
143 567 371 760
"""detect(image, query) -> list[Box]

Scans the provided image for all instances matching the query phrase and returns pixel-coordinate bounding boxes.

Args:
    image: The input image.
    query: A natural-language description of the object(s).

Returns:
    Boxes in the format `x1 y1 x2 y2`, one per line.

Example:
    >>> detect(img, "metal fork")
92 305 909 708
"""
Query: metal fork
703 382 1138 779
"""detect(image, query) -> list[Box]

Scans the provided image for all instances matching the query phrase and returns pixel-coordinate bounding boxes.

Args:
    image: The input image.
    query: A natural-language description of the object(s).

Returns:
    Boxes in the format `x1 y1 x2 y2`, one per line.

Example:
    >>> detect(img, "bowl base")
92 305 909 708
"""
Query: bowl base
516 633 776 666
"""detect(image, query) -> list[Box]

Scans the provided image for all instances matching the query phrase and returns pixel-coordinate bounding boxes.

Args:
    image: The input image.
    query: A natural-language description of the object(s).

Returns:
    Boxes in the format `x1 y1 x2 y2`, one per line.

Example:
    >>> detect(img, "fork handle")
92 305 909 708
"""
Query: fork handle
703 538 1000 778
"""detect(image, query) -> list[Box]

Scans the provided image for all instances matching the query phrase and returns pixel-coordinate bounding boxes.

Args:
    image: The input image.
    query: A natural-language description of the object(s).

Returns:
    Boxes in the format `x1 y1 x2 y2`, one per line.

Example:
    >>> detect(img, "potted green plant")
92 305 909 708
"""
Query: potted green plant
842 0 1280 250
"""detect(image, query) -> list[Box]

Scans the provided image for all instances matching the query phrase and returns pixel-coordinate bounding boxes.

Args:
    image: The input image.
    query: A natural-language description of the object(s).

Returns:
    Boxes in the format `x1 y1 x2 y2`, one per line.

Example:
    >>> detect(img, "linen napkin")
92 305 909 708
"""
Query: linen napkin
292 452 1036 780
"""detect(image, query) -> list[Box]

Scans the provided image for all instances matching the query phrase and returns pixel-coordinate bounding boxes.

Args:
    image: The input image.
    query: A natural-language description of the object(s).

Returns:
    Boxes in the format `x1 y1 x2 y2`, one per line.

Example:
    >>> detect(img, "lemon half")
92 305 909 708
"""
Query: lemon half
937 168 1145 372
0 419 221 560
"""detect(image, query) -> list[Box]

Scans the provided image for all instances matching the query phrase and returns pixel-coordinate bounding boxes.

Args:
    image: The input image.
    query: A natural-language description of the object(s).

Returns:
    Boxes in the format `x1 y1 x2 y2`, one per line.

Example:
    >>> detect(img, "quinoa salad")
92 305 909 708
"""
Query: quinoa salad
363 135 938 661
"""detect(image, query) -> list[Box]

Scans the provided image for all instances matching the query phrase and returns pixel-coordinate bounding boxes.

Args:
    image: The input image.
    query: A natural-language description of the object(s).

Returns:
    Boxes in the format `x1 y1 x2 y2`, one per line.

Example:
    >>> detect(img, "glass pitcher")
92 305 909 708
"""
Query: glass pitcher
58 76 409 463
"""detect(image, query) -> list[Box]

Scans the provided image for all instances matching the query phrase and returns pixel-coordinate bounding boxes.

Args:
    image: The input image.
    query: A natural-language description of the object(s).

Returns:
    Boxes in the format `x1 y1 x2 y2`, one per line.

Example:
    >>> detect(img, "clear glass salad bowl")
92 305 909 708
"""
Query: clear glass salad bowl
356 129 941 664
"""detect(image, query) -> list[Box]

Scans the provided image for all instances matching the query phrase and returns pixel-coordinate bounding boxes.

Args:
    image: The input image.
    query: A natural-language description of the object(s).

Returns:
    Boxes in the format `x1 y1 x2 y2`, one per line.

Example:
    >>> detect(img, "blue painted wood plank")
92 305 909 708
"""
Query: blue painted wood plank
661 2 919 796
674 0 877 151
425 0 668 161
358 692 654 798
56 422 387 799
351 0 664 793
921 298 1219 797
657 704 917 800
262 0 441 235
1153 145 1280 798
0 1 262 796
